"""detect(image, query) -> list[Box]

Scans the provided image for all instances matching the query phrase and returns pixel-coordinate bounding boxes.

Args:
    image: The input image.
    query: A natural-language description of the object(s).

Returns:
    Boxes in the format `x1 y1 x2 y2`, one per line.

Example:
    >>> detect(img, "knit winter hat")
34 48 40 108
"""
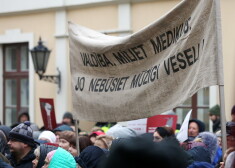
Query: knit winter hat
9 121 38 147
38 131 56 143
49 147 76 168
53 124 73 132
106 124 137 139
209 105 220 116
36 144 58 168
63 112 73 120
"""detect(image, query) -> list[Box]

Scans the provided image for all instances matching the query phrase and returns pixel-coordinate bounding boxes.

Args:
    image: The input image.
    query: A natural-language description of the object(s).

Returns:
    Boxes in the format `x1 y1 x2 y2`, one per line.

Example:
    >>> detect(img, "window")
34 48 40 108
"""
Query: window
175 88 210 130
3 43 29 126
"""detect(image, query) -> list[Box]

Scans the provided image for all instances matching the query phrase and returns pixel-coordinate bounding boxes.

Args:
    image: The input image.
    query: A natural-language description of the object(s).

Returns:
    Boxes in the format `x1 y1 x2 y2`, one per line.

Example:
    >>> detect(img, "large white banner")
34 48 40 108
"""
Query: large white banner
68 0 223 122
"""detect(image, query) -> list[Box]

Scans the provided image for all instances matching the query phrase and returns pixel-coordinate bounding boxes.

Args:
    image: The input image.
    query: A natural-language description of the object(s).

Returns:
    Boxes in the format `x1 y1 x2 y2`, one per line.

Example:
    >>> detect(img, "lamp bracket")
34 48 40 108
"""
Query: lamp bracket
38 68 61 93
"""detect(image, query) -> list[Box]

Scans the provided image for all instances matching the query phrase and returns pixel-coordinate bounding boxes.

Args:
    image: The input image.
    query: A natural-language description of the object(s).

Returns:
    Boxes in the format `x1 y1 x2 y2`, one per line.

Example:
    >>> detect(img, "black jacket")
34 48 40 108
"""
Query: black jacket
8 149 35 168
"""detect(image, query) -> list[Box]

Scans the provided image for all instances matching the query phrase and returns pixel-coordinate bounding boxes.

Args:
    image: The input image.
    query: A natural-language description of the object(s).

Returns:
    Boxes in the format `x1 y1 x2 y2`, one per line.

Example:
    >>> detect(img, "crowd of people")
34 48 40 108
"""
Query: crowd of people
0 106 234 168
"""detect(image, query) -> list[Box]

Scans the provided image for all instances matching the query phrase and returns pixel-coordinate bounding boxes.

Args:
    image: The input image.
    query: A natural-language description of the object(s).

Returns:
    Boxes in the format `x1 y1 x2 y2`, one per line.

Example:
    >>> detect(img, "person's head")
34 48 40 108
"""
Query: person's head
62 112 75 126
38 131 56 143
43 148 76 168
106 124 137 139
42 150 56 168
209 105 220 121
231 105 235 122
53 124 74 143
75 145 108 168
194 132 218 162
89 131 105 144
94 135 113 149
32 144 58 168
100 137 189 168
226 122 235 148
188 119 205 138
215 130 222 147
59 131 76 151
153 126 175 142
78 135 93 153
8 121 38 158
0 125 11 141
0 130 9 155
18 111 30 123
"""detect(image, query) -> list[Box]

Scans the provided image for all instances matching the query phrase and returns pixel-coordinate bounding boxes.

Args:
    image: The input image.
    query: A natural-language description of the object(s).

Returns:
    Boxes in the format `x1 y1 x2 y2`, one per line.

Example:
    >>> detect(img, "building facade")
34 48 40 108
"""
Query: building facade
0 0 234 131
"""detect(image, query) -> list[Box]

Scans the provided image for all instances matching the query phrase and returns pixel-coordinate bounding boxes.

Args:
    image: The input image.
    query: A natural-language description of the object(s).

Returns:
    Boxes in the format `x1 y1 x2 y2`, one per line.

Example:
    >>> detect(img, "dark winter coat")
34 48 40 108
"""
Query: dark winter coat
7 149 35 168
36 144 58 168
187 146 211 163
0 158 13 168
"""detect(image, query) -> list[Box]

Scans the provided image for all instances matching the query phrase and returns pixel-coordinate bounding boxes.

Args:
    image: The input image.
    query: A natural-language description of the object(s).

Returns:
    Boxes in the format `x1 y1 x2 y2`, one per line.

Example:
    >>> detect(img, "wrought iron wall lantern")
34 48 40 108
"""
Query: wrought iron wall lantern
30 37 61 93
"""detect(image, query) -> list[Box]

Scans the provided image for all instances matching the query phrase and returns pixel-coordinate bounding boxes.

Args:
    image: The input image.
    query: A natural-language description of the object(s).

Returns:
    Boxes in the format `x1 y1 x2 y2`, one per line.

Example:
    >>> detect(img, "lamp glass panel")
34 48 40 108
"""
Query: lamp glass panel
36 51 46 72
43 52 50 72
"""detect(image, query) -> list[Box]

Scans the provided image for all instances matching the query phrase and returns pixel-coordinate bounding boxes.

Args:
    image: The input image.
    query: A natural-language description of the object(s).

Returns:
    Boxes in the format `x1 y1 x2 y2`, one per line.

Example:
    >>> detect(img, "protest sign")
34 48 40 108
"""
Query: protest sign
39 98 57 130
69 0 223 122
119 115 177 135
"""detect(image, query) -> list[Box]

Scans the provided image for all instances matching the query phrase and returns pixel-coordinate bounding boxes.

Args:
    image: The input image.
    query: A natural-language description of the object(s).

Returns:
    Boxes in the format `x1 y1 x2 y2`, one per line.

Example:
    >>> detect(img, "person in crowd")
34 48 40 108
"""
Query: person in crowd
68 134 94 156
100 136 189 168
7 121 39 168
153 126 175 142
94 122 116 133
230 105 235 122
75 145 108 168
0 130 10 156
186 132 218 164
59 130 76 151
38 131 56 144
32 144 58 168
195 132 218 163
62 112 75 126
42 147 76 168
62 112 81 133
220 147 235 168
209 105 221 132
0 158 13 168
226 122 235 149
75 135 93 153
212 130 223 167
188 119 205 141
53 124 73 144
94 135 113 150
0 125 11 141
106 124 137 139
89 131 105 144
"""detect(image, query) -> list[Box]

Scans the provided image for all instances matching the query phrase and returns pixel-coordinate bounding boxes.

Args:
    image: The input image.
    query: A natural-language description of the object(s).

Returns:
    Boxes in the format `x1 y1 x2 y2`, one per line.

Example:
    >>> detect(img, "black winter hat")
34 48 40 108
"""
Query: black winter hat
36 144 58 168
189 119 205 133
63 112 73 120
9 121 39 147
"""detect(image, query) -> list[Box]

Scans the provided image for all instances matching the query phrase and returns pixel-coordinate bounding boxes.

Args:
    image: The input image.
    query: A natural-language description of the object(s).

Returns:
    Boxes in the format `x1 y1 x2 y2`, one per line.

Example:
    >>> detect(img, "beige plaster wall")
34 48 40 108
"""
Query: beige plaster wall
0 11 56 128
221 0 235 120
67 5 118 30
